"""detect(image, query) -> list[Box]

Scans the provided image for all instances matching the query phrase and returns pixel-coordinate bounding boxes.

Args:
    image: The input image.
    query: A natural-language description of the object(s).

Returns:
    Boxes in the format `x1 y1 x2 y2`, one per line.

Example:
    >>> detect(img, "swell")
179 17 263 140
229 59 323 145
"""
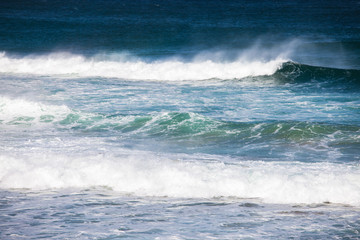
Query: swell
1 97 359 146
57 112 360 145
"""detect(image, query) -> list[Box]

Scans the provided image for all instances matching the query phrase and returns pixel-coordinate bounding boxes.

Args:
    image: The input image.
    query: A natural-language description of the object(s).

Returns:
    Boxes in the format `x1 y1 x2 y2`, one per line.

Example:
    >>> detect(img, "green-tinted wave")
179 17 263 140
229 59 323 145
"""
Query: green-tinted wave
56 111 360 146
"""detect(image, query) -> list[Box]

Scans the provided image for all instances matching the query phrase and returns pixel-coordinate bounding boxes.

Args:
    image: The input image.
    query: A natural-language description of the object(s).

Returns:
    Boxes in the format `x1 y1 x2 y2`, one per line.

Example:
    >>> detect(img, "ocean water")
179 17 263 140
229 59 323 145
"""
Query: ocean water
1 0 360 239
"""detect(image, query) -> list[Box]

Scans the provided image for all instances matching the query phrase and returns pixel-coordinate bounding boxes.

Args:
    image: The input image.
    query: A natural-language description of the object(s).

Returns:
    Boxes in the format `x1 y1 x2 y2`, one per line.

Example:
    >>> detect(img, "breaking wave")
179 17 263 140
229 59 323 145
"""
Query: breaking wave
0 52 285 80
1 153 359 205
1 52 359 88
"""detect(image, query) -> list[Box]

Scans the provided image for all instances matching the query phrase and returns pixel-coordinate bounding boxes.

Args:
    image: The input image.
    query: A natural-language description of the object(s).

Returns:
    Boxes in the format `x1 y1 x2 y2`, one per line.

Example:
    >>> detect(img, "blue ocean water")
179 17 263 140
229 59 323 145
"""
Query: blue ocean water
1 0 360 239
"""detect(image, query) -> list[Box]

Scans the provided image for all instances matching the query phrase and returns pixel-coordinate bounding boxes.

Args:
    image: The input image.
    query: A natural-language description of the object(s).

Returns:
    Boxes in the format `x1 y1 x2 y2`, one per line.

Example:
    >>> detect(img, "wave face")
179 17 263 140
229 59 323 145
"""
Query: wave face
274 62 360 88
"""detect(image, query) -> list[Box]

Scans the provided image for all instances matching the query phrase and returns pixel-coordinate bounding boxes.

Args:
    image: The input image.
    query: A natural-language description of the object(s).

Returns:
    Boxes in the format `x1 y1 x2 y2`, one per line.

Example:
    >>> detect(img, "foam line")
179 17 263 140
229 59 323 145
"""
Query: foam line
1 153 359 205
0 52 285 80
0 96 71 125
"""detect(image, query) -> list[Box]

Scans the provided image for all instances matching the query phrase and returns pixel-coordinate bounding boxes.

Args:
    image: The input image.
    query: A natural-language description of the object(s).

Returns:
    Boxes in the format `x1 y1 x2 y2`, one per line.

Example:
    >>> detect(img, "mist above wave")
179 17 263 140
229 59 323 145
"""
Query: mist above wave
0 50 288 80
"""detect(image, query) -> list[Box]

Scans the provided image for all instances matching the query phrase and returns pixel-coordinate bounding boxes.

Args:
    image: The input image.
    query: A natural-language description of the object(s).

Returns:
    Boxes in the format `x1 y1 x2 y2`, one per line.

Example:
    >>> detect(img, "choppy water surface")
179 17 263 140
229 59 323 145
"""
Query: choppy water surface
1 189 360 239
1 0 360 239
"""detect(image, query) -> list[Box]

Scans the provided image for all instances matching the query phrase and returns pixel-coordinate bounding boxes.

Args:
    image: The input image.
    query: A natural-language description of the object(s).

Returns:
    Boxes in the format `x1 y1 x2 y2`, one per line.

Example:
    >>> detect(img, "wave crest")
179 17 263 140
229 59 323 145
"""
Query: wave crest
0 52 285 80
0 96 71 125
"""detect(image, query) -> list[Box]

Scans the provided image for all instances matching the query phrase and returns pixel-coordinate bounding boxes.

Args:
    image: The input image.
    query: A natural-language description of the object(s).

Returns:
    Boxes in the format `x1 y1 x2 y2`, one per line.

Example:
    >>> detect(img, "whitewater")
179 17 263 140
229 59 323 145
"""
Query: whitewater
0 52 286 80
1 56 359 206
1 50 360 238
1 151 360 205
1 0 360 239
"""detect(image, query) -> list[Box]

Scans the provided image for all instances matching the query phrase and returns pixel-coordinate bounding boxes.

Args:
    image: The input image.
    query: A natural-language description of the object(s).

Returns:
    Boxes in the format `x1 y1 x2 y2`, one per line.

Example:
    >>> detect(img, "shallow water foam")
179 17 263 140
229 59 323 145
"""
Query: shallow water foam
1 152 359 206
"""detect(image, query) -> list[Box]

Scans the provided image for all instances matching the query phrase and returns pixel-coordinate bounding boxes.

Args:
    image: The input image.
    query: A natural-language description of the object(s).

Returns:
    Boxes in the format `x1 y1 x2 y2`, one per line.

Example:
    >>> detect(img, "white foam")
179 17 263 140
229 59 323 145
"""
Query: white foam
0 52 285 80
0 96 71 125
1 152 359 206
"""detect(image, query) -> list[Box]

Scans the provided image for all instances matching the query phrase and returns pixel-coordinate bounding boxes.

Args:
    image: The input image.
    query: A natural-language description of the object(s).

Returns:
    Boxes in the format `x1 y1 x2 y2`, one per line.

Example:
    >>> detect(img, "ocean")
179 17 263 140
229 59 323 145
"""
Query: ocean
1 0 360 239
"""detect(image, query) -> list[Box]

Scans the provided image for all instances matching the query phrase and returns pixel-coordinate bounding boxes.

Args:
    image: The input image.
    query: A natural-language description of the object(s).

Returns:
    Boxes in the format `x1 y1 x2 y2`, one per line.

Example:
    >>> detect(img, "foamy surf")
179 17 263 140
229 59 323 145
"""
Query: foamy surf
2 0 360 238
0 96 71 125
0 52 286 80
1 153 359 206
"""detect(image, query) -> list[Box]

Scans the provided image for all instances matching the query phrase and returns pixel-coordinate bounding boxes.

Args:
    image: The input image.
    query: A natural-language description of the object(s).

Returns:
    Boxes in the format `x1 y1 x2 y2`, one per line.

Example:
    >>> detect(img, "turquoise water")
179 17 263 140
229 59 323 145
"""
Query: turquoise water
1 0 360 239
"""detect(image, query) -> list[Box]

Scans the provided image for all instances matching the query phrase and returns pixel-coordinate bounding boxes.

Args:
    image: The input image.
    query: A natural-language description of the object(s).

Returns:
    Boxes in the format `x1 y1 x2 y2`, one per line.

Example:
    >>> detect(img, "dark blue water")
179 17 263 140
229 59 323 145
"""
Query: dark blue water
1 0 360 239
1 0 360 64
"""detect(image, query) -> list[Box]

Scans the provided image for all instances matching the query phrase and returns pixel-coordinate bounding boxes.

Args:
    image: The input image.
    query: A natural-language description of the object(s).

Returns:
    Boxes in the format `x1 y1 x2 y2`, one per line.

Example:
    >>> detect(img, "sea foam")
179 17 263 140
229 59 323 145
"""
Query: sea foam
1 152 359 206
0 96 71 125
0 52 285 80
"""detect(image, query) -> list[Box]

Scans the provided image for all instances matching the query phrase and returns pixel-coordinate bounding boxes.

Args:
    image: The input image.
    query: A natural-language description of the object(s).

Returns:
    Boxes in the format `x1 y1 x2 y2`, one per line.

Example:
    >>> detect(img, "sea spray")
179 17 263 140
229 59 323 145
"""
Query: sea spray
1 0 360 238
0 52 286 80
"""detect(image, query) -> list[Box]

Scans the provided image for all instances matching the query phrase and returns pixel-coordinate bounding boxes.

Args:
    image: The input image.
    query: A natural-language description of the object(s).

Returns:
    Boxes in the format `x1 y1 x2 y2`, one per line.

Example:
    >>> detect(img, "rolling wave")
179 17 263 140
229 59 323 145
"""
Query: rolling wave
274 61 360 87
1 52 359 88
1 97 359 145
0 52 284 80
